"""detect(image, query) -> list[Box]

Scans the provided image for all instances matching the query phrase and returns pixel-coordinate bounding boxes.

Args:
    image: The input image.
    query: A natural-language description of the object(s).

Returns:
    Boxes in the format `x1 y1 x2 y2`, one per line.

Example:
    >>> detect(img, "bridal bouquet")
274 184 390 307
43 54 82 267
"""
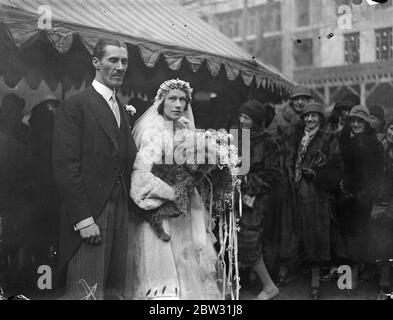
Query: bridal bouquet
146 127 240 240
196 129 242 300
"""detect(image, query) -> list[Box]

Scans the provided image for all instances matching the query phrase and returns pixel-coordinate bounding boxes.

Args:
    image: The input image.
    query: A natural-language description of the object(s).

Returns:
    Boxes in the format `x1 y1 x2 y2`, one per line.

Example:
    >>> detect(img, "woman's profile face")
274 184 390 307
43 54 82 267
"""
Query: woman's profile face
239 113 254 129
350 117 366 135
304 112 320 131
386 125 393 143
163 89 187 121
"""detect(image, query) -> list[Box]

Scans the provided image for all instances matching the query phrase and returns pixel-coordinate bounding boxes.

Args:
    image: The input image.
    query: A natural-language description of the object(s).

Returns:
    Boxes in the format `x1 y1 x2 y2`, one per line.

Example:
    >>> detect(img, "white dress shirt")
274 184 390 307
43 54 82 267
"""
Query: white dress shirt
92 79 120 127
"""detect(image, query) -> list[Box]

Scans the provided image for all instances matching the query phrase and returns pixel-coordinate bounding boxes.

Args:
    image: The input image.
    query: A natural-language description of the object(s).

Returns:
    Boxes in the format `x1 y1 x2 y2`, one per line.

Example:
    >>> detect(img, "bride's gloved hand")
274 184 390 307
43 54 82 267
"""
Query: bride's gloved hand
177 117 192 130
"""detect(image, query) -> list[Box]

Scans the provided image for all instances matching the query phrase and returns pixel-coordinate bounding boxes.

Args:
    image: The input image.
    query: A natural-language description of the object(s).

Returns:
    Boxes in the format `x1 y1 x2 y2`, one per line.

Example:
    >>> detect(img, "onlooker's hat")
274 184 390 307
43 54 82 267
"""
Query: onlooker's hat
368 104 385 126
302 101 325 120
290 86 313 100
238 99 266 127
334 94 360 112
349 105 371 124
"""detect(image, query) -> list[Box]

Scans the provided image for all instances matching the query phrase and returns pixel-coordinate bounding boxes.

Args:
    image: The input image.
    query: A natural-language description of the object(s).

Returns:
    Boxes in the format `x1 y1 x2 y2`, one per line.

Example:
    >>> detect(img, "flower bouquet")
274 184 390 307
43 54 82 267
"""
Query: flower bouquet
197 129 242 300
145 127 219 242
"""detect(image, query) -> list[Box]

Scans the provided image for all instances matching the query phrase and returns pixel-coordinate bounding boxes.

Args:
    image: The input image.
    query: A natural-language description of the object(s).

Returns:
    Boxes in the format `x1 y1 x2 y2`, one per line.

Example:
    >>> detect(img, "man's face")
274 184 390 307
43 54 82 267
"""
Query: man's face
292 95 312 113
163 89 187 121
93 45 128 90
339 109 350 126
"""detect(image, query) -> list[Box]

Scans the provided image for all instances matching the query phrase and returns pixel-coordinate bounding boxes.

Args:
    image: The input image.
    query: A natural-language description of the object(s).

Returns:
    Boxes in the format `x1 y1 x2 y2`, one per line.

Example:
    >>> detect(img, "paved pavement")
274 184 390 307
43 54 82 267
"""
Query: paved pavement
240 273 387 300
2 266 389 300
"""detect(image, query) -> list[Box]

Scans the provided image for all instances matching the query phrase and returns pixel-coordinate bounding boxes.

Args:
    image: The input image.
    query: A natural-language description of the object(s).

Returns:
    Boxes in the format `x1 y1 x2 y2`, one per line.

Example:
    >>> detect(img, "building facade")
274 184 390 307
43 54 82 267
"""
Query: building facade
185 0 393 110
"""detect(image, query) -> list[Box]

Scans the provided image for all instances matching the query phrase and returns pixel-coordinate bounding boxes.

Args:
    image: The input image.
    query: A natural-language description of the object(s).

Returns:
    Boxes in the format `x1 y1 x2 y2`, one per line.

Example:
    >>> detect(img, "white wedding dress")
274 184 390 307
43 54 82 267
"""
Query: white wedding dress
125 103 222 300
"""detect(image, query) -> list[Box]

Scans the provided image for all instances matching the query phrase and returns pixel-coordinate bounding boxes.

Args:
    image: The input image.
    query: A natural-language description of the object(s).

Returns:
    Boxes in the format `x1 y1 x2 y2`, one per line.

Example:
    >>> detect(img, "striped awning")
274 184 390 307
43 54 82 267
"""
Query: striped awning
0 0 293 91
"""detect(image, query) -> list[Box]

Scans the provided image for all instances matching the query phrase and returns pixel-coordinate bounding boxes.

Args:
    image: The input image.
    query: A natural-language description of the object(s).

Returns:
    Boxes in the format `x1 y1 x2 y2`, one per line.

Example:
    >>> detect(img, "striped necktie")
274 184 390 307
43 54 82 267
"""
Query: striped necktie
110 92 121 128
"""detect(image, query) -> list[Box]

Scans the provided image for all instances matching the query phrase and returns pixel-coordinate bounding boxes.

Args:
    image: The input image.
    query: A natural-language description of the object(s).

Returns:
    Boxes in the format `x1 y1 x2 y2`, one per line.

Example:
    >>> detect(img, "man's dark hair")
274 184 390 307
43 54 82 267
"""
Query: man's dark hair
93 39 128 60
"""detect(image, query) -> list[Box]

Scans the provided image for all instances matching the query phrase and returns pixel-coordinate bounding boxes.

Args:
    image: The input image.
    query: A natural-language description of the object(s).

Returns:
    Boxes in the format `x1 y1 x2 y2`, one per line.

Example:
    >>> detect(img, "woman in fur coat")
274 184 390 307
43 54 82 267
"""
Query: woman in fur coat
279 102 343 299
236 100 282 300
336 105 383 290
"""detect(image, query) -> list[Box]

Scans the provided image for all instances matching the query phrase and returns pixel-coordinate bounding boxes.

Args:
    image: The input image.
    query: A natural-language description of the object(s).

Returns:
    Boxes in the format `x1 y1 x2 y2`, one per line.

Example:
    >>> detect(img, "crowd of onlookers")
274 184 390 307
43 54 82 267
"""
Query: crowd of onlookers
0 94 60 296
235 86 393 300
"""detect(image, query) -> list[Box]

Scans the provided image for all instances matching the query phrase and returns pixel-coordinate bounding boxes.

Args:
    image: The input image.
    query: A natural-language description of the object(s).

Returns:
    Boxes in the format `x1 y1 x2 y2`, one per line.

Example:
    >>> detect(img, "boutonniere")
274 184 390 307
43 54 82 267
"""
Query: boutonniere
124 104 136 116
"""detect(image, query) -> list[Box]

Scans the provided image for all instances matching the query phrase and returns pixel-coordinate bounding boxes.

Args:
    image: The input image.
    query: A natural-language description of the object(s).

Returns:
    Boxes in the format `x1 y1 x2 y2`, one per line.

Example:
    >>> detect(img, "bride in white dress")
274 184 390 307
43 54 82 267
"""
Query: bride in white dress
126 79 222 300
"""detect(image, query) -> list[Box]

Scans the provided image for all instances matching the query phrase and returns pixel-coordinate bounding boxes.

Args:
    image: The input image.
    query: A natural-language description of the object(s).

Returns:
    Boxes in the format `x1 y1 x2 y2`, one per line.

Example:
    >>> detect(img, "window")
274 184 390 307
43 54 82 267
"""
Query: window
216 11 241 38
344 32 360 64
295 0 310 27
261 1 281 32
293 38 313 67
259 36 282 70
375 27 393 61
248 10 258 36
247 4 281 36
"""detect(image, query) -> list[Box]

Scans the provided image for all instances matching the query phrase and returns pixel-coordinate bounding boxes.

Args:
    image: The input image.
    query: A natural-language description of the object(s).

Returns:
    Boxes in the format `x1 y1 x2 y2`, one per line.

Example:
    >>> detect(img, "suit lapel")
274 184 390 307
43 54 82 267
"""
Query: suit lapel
118 98 137 169
87 86 118 150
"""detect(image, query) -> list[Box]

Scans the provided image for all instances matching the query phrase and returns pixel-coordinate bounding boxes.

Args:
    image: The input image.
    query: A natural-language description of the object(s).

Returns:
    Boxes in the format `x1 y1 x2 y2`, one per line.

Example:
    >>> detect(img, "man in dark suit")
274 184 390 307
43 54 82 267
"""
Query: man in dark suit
53 39 137 299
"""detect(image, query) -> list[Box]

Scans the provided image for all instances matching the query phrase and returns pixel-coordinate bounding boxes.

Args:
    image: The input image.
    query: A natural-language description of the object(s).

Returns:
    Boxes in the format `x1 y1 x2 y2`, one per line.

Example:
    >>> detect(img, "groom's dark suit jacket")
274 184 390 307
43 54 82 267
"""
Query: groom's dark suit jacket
52 85 137 287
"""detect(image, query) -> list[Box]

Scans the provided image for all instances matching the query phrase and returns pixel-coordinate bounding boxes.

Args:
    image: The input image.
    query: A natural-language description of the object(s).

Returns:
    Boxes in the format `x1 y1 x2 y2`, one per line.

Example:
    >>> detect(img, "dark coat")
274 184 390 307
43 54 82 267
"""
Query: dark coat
338 126 383 199
279 122 343 262
336 125 383 261
368 138 393 262
267 101 301 143
52 86 137 286
238 127 281 266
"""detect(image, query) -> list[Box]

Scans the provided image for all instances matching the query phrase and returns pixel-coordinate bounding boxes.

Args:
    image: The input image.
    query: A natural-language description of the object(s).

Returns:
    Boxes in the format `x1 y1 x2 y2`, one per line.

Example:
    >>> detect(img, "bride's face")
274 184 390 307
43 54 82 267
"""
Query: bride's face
163 89 187 121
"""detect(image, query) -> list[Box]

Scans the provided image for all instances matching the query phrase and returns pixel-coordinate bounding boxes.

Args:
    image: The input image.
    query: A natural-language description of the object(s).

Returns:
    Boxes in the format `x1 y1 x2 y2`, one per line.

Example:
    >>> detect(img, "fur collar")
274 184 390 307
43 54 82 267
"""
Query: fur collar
282 103 301 123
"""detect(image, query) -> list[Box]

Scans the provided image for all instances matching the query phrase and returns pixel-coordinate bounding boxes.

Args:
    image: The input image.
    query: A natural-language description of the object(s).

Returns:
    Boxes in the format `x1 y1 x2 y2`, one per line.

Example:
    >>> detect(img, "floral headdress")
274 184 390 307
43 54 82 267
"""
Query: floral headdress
154 78 193 103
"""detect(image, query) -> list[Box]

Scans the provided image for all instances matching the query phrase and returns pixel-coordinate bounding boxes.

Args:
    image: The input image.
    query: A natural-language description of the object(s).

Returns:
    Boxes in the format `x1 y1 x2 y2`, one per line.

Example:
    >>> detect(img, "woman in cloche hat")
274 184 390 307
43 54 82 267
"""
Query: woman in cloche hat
336 105 384 292
279 101 343 299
